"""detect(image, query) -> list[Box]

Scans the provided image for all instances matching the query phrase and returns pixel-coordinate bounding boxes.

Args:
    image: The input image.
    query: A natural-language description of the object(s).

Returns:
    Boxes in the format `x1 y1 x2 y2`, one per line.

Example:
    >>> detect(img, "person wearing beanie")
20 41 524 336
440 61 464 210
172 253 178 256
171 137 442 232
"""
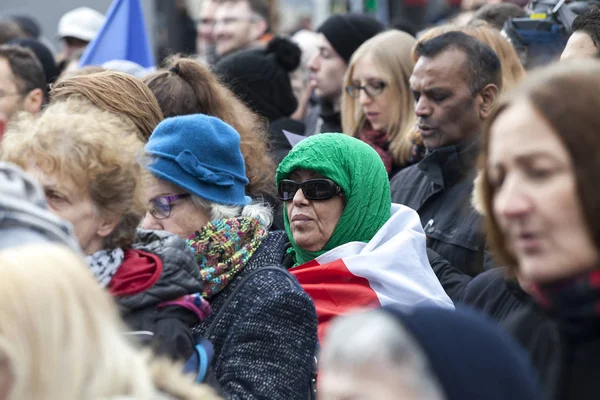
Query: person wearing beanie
320 306 544 400
305 13 384 134
141 114 318 399
215 36 303 163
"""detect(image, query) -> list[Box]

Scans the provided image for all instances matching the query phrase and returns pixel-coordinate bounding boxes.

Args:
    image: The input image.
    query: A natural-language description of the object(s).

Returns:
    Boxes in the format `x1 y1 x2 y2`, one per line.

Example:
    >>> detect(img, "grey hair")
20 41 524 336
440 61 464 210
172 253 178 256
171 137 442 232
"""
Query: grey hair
190 195 274 228
321 309 447 400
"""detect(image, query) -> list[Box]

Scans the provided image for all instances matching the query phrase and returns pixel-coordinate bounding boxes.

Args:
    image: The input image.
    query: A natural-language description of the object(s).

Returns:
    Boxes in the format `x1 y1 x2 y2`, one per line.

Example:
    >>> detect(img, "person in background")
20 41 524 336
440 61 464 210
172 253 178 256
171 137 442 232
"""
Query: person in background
307 13 384 134
319 307 543 400
277 133 453 341
561 6 600 60
341 30 418 177
482 60 600 400
141 114 318 399
213 0 271 58
215 36 302 163
390 32 501 300
470 2 527 31
0 244 219 400
56 7 105 72
1 99 206 363
0 20 24 45
0 45 45 122
289 29 320 133
9 38 59 88
196 0 218 64
4 13 58 55
143 58 280 227
50 70 164 141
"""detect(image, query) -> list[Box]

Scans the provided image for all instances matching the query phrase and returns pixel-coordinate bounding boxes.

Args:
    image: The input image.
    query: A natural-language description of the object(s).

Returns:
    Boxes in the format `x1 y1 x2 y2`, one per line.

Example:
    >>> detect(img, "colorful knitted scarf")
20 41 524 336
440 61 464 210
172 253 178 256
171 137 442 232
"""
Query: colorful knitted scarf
186 217 267 298
531 269 600 320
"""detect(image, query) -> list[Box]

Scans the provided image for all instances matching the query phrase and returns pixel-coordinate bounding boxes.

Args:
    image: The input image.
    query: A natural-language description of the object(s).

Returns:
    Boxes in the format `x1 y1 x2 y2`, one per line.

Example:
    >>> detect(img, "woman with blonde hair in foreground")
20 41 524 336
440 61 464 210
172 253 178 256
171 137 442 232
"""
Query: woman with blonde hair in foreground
0 244 218 400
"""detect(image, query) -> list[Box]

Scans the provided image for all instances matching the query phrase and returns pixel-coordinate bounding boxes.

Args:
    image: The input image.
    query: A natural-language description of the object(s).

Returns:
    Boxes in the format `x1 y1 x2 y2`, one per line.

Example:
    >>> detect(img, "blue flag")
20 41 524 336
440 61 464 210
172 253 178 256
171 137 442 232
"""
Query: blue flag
79 0 154 68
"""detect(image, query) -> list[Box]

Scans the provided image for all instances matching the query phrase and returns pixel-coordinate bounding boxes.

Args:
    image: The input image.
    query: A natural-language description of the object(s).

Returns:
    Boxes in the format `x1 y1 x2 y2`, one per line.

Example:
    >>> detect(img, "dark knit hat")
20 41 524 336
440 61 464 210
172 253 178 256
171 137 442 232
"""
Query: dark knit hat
385 306 544 400
215 37 301 122
317 13 385 63
9 38 59 85
145 114 250 207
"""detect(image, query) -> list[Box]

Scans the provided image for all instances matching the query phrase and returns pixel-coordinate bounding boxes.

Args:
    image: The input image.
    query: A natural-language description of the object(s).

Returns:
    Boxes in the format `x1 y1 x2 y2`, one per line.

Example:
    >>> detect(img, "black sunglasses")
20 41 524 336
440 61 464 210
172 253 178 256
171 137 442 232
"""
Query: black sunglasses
278 179 343 201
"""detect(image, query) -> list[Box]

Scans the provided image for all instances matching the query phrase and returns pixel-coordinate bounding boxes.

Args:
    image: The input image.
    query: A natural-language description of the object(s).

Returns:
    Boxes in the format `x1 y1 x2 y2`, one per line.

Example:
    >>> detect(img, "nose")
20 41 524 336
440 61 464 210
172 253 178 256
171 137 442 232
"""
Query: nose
358 88 372 106
308 53 320 72
141 211 163 231
415 96 432 118
291 187 309 206
493 175 533 221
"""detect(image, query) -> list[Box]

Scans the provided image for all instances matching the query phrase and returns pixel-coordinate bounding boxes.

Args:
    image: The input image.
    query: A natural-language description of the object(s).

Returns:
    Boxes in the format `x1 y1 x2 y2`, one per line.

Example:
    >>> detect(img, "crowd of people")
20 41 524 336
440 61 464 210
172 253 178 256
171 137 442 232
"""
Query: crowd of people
0 0 600 399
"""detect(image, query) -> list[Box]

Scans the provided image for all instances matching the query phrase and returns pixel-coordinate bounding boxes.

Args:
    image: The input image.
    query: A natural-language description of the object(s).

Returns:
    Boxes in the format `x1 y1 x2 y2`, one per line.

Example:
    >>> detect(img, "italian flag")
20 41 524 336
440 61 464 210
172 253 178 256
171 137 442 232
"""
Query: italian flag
290 204 454 342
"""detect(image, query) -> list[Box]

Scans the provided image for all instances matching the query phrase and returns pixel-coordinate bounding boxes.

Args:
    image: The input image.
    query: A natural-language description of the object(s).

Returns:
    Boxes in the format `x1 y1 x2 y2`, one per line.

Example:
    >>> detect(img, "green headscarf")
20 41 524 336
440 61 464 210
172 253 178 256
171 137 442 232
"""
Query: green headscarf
276 133 391 266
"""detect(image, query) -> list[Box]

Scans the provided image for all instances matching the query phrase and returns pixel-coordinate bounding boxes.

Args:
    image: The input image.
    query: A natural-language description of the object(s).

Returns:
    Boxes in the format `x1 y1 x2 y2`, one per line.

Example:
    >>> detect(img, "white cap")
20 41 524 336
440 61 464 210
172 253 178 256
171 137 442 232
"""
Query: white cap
58 7 105 42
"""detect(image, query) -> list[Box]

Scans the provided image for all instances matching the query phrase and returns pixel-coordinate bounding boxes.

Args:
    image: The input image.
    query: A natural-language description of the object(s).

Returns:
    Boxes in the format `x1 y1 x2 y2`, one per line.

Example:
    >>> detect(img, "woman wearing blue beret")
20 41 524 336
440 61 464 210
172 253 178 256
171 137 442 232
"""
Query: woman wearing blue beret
142 114 318 399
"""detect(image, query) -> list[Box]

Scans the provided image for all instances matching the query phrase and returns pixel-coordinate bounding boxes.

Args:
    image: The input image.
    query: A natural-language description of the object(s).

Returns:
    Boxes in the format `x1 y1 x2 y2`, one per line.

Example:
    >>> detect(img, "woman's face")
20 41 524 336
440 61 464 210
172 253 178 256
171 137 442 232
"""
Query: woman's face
351 54 394 132
141 176 210 240
285 169 345 252
27 167 115 255
487 100 599 283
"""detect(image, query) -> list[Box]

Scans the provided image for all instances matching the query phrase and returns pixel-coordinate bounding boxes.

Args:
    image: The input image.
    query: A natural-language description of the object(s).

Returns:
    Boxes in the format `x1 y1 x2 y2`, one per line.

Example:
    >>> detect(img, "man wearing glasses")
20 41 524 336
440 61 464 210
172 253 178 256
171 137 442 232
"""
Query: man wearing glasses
0 45 45 136
213 0 272 58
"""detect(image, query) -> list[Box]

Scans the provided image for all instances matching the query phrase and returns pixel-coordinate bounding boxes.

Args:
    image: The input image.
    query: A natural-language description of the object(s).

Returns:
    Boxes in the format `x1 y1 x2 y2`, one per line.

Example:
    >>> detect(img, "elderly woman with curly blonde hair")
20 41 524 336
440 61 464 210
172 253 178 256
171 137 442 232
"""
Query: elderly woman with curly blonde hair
0 99 207 364
0 244 218 400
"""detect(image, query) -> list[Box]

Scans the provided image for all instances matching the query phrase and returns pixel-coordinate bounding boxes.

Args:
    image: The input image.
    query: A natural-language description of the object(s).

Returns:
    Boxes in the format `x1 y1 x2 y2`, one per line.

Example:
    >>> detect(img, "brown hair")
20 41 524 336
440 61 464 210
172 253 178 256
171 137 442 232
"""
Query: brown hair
480 60 600 273
0 44 45 94
0 20 25 45
216 0 276 33
50 71 163 141
143 56 276 196
1 98 145 250
414 23 525 92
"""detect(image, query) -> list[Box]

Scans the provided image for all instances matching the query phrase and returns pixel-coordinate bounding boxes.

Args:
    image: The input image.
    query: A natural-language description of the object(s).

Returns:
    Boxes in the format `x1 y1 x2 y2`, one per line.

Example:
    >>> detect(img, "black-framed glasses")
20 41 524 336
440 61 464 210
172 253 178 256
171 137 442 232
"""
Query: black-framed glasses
148 193 191 220
278 179 343 201
345 80 387 99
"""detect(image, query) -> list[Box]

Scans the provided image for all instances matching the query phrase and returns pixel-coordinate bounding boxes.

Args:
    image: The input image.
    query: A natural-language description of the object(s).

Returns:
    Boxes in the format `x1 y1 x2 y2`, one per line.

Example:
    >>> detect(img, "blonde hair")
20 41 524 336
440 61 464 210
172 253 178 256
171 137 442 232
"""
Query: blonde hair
342 30 417 167
0 98 146 250
414 23 526 92
0 244 218 400
50 70 164 141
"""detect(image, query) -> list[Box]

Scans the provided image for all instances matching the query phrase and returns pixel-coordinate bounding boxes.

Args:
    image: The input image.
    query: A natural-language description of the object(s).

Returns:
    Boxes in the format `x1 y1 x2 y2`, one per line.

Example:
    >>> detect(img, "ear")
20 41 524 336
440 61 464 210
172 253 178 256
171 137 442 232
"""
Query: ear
250 18 268 41
22 88 44 114
96 215 121 239
477 83 499 120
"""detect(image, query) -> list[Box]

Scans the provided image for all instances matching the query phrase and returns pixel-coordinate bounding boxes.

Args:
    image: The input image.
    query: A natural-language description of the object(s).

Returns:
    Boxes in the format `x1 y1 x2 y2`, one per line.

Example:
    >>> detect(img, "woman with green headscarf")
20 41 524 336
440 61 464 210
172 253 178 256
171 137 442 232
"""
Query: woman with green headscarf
277 133 453 341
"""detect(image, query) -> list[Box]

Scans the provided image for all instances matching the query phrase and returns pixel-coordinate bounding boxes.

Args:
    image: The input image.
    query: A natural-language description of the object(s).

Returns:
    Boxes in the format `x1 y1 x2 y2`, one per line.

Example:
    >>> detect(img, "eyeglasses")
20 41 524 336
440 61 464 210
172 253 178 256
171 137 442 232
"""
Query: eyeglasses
345 81 387 99
214 16 260 27
278 179 343 201
147 193 190 220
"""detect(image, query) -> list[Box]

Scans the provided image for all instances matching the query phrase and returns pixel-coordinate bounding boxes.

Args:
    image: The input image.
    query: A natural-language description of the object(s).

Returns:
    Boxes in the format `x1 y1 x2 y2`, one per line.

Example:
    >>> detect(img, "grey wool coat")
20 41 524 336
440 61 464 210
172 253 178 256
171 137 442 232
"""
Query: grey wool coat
193 231 318 400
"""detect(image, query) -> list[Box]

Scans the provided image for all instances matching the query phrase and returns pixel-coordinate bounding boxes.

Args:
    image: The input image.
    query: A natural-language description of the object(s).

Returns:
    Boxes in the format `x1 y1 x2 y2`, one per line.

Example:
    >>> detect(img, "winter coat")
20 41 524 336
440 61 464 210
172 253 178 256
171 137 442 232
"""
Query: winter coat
268 116 305 165
112 230 206 362
192 231 318 400
503 303 600 400
390 138 492 287
317 100 342 134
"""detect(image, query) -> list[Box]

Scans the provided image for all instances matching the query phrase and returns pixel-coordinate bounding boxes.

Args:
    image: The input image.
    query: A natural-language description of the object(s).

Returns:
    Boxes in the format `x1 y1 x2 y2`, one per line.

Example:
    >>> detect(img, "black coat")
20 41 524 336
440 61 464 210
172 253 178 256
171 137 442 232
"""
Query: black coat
119 230 205 361
192 231 318 400
460 267 529 324
391 139 492 287
503 304 600 400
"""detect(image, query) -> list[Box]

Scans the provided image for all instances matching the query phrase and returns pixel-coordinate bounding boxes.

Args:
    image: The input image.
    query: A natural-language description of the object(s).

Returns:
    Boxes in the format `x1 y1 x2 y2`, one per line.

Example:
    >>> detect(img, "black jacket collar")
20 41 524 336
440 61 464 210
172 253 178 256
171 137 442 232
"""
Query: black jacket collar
418 136 481 188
